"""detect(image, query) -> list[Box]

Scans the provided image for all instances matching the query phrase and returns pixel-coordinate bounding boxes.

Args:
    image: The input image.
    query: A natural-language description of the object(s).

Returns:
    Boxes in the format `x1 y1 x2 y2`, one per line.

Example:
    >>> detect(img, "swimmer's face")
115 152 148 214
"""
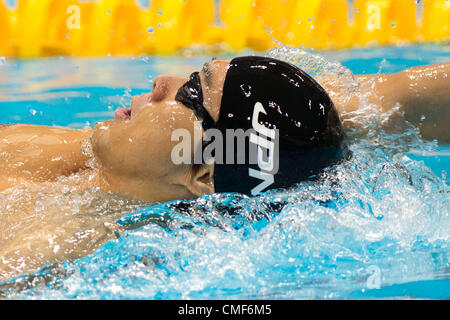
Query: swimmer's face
91 59 231 202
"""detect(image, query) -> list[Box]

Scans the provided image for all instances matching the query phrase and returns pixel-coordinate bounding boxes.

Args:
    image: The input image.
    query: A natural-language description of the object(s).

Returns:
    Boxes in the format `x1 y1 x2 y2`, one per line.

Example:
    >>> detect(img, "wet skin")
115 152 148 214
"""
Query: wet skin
0 59 448 282
0 60 449 202
0 59 231 281
0 59 231 202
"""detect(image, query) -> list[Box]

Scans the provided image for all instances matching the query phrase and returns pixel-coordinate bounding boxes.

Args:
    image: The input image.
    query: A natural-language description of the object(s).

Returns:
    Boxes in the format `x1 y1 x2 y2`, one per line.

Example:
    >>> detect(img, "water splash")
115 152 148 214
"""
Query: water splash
119 88 133 109
0 181 147 287
266 46 366 123
1 48 448 299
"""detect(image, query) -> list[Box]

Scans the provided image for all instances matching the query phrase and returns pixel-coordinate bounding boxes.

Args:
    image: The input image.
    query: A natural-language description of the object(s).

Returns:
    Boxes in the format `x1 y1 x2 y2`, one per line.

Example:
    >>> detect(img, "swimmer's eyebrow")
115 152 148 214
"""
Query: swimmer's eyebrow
201 61 214 88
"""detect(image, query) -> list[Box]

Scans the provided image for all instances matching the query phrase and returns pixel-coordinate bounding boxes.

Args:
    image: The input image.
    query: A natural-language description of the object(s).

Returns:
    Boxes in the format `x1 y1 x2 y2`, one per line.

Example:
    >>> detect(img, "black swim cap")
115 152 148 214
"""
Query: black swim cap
213 56 348 195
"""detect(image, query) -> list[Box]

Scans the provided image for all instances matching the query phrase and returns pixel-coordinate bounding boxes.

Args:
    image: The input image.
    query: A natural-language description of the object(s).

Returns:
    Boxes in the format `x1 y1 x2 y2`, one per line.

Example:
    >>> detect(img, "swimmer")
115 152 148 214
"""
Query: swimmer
0 56 448 280
1 57 449 201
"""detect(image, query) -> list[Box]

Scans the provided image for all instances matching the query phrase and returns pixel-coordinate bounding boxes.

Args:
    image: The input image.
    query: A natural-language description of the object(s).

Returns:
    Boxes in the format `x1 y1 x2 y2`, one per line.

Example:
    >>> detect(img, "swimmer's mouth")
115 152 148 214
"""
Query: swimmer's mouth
115 92 151 121
115 107 131 121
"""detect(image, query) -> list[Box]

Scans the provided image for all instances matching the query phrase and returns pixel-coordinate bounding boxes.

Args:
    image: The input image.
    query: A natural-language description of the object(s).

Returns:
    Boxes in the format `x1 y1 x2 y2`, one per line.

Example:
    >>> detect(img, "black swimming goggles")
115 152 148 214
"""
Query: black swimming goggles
175 72 216 131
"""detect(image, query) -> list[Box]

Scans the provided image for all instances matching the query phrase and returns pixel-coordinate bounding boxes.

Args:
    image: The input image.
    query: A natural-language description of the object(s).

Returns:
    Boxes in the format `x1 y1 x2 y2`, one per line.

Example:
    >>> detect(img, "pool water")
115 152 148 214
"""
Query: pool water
0 44 449 299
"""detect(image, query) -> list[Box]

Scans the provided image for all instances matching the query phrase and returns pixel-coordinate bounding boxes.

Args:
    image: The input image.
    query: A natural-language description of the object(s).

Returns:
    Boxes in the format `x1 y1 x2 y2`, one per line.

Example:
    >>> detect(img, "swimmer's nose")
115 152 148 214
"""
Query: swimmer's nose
152 74 189 102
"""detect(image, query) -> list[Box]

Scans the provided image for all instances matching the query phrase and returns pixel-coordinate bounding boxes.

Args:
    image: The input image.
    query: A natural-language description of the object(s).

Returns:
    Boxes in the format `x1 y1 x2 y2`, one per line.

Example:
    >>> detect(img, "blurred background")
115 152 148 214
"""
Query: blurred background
0 0 449 58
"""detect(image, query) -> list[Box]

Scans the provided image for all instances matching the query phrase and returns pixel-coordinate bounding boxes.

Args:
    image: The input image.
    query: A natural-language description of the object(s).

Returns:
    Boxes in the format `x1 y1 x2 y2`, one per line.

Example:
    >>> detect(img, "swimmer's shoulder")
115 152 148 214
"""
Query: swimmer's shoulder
0 124 93 184
1 123 91 136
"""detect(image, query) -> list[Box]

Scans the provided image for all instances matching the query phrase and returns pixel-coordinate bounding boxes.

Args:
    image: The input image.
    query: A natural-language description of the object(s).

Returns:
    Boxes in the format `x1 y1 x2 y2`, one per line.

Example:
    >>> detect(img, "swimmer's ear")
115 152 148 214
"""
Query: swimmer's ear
186 164 214 196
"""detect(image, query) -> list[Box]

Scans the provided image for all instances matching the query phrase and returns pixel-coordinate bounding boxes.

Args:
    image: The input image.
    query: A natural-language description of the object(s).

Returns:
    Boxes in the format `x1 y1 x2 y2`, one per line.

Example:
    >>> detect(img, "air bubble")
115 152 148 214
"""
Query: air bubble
140 54 150 63
240 84 252 97
120 88 133 109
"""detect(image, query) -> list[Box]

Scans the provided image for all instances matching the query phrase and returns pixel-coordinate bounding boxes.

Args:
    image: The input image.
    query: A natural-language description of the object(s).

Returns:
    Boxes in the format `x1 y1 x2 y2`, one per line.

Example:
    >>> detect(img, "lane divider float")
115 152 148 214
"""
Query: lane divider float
0 0 448 57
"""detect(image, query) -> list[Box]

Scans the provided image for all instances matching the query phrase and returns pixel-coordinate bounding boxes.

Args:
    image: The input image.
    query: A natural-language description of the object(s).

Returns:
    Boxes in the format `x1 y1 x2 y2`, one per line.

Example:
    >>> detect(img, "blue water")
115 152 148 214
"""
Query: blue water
0 45 449 299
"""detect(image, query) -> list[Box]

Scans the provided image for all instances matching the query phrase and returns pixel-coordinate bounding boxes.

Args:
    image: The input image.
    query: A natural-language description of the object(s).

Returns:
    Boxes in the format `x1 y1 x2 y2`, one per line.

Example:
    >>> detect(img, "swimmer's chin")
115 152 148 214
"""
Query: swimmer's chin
91 116 131 148
93 119 114 132
92 120 114 146
91 120 115 164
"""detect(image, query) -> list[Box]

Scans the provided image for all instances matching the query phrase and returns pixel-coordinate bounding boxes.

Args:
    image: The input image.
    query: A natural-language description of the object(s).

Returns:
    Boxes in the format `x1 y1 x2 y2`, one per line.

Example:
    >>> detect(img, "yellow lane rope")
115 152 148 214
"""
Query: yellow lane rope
0 0 448 57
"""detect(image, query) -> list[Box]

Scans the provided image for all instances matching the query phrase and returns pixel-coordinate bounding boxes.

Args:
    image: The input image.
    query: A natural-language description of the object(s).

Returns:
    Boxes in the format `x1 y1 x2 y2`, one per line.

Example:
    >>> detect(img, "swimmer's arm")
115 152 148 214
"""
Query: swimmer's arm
0 124 92 189
328 62 450 144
